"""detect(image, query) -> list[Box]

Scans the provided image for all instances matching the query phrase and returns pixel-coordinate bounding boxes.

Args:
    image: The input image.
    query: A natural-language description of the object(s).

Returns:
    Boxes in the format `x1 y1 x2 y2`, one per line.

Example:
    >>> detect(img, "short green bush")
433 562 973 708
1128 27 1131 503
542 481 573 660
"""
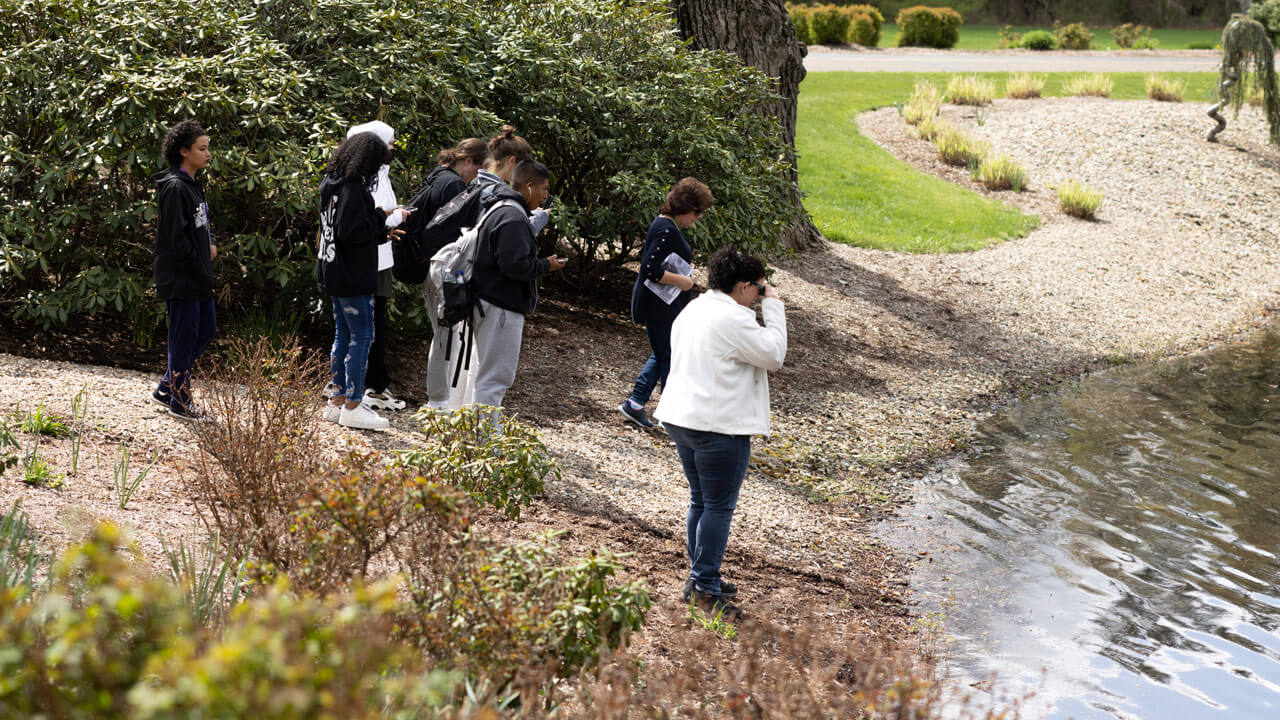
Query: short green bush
945 75 996 106
847 11 878 45
974 154 1027 192
809 4 854 44
1005 73 1046 99
934 126 987 167
1064 73 1114 97
1058 180 1103 219
1145 74 1185 102
1054 21 1094 50
1132 35 1160 49
1111 22 1154 49
902 81 942 125
896 5 963 49
1248 0 1280 46
1020 29 1056 50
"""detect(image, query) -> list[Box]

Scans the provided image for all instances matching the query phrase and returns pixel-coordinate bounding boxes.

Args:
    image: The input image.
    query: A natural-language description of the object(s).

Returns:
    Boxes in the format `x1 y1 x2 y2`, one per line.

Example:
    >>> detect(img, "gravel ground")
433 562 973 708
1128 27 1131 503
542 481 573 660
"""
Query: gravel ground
3 97 1279 640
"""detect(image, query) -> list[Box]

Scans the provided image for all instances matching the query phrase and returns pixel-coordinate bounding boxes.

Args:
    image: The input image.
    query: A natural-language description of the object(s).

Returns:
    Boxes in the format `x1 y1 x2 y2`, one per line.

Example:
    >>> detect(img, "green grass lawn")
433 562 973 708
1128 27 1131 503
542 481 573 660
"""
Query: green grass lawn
798 72 1217 252
877 24 1223 50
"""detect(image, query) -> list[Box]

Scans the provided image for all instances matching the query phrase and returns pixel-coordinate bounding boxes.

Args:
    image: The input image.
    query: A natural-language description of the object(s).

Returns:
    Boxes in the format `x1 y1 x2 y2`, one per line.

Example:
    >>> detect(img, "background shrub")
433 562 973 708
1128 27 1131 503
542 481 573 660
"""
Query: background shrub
996 24 1022 48
788 4 816 44
1019 29 1056 50
0 0 796 338
809 4 854 44
896 6 963 49
1111 22 1155 49
1054 21 1094 50
847 11 877 45
1248 0 1280 46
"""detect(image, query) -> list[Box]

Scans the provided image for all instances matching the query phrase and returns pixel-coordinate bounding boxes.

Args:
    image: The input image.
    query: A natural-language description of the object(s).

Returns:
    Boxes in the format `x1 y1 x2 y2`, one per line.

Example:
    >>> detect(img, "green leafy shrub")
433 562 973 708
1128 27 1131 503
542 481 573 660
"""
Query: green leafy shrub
1133 35 1161 50
399 406 561 520
1248 0 1280 46
809 4 854 44
1020 29 1057 50
996 25 1022 49
0 0 795 336
1058 180 1103 219
1054 21 1094 50
1112 22 1155 49
1005 73 1046 99
1146 74 1186 102
902 81 942 125
973 154 1027 192
896 6 963 49
787 4 816 44
847 11 878 46
1064 73 1114 97
945 75 996 106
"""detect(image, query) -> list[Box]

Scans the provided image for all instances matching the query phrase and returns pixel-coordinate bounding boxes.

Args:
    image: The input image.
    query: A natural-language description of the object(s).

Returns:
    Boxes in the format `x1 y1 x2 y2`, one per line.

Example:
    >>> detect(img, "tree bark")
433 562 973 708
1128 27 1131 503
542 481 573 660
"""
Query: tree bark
673 0 822 250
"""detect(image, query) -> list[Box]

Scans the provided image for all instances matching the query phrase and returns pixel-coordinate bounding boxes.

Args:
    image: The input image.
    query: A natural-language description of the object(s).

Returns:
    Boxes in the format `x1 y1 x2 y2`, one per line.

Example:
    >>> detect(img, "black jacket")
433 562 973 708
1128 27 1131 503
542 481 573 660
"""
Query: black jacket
630 216 693 325
426 166 467 213
316 174 386 297
472 186 549 315
153 168 215 300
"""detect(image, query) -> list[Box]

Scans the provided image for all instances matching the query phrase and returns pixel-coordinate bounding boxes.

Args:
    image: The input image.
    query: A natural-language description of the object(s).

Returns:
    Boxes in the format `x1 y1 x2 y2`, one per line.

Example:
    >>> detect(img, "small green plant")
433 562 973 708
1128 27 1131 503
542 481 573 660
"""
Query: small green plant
945 74 995 106
934 126 987 167
161 532 246 627
1005 72 1046 99
915 114 953 141
1019 29 1056 50
1132 35 1160 50
19 403 67 437
1058 179 1103 219
688 598 738 640
113 442 157 509
1112 22 1154 49
21 444 63 489
996 25 1021 49
1054 21 1093 50
0 502 41 596
68 385 89 474
1064 73 1114 97
400 406 561 520
974 154 1027 192
902 80 941 125
1145 74 1185 102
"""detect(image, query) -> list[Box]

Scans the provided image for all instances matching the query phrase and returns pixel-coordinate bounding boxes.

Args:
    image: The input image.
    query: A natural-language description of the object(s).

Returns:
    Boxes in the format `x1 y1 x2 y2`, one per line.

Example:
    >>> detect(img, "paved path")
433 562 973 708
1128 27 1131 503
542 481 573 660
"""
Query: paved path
805 50 1220 73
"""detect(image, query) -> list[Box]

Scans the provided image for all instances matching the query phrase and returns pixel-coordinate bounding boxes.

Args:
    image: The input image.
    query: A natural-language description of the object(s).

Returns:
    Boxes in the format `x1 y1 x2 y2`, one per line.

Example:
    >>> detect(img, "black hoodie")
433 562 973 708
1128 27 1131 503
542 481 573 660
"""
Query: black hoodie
153 168 215 300
472 185 550 315
316 174 386 297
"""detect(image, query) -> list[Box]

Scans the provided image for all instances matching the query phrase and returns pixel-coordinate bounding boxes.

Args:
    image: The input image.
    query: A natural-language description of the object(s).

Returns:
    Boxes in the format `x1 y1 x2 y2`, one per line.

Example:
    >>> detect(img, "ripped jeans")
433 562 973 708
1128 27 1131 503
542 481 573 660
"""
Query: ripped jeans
330 295 376 403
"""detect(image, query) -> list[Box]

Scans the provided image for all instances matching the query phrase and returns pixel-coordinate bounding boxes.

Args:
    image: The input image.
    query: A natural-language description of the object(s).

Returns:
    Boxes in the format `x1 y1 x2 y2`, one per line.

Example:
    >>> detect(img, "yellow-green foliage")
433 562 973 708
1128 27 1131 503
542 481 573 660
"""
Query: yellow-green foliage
945 74 996 105
1058 180 1103 219
1005 72 1046 99
974 154 1027 191
934 126 988 167
1064 73 1114 97
791 4 883 46
788 4 815 44
916 114 954 141
1145 74 1185 102
897 5 964 48
902 80 942 124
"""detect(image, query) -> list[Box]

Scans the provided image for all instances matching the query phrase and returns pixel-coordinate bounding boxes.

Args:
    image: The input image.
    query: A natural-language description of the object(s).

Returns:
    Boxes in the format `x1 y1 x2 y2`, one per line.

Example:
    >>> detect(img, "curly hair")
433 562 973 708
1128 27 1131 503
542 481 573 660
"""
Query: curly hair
326 131 391 189
659 177 714 216
161 119 207 168
706 247 766 294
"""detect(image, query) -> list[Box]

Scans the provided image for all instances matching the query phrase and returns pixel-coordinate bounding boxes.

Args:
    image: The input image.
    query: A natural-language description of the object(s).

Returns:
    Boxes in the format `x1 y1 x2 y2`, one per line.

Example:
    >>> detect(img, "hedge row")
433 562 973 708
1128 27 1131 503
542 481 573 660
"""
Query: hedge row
788 4 884 46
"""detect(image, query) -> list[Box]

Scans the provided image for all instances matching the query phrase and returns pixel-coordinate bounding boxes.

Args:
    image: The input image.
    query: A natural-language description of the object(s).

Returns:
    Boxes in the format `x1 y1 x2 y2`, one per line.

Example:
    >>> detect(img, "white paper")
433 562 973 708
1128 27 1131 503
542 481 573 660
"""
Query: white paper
377 241 394 271
643 252 693 305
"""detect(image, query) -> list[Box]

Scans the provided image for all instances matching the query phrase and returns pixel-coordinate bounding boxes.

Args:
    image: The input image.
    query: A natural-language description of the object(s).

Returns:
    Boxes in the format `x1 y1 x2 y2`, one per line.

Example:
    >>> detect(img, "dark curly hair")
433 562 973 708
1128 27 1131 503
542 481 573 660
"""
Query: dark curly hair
161 119 207 168
326 131 391 189
659 177 714 216
706 247 766 294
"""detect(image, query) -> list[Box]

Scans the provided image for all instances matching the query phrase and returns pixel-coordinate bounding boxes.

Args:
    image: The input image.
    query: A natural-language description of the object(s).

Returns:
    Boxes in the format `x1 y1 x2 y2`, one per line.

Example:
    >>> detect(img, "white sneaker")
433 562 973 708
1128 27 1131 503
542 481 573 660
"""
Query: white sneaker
322 382 340 399
322 403 342 423
426 399 449 410
363 389 406 411
338 403 390 431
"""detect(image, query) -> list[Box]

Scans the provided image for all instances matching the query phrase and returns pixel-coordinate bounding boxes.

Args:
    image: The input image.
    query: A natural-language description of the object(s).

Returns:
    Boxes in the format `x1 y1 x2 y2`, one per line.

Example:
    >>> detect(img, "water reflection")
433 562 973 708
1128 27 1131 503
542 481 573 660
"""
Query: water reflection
886 328 1280 718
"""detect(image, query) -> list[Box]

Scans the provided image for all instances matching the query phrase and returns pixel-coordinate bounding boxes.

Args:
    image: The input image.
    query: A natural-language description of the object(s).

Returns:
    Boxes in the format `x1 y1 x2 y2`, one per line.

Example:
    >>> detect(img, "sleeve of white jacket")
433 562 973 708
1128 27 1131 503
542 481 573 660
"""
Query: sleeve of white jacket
384 208 405 228
729 297 787 371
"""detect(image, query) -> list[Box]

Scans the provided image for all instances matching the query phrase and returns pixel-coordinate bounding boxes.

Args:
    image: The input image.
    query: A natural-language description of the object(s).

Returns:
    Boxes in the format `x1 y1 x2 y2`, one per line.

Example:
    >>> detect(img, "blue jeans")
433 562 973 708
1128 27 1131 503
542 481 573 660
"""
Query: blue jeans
330 296 376 402
158 297 217 411
628 313 674 407
664 423 751 596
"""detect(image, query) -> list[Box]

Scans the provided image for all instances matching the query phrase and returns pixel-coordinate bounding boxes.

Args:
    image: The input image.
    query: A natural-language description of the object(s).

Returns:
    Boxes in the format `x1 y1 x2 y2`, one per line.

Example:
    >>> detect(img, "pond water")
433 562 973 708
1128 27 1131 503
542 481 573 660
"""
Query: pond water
884 327 1280 719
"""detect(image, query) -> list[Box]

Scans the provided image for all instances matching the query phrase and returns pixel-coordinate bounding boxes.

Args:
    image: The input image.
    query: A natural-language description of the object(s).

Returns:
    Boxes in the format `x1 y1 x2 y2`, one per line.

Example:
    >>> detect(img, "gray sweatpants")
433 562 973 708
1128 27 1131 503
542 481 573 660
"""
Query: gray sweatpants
471 298 525 409
422 276 451 404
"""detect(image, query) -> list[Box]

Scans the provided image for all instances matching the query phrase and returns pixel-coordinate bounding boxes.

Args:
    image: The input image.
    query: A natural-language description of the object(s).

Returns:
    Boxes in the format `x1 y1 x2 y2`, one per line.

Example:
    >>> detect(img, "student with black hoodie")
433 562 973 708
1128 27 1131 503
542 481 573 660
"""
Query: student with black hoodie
317 131 402 431
470 160 566 414
152 120 217 420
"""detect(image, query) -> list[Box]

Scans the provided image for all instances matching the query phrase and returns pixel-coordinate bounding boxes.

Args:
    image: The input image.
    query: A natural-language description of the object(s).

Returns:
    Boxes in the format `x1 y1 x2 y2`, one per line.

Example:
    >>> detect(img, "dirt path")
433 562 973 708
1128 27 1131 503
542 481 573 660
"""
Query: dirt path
805 47 1220 72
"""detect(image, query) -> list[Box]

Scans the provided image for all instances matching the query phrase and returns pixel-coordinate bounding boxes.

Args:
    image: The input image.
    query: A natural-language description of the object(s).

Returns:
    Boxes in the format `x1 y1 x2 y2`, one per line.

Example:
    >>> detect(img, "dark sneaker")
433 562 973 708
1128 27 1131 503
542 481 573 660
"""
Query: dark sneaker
168 403 206 421
692 590 743 622
618 401 654 429
682 577 738 604
151 389 172 409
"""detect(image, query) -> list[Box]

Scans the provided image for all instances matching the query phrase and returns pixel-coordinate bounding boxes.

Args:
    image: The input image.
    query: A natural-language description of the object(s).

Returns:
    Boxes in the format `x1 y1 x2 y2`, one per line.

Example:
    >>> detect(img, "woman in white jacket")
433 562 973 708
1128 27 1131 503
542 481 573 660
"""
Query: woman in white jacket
654 248 786 621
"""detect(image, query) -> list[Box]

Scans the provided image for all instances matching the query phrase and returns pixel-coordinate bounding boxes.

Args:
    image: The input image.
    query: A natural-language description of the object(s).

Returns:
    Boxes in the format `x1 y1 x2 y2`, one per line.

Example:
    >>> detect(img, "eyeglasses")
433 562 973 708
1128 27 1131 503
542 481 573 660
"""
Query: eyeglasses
751 281 766 296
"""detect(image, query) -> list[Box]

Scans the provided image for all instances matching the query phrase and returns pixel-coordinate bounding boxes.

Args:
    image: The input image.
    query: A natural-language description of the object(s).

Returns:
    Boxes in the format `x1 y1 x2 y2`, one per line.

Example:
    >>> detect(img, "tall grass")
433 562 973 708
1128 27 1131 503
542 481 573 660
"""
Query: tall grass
946 74 996 106
903 80 942 124
1058 180 1103 219
1145 74 1185 102
974 154 1028 192
1064 73 1114 97
1005 72 1046 99
935 126 988 167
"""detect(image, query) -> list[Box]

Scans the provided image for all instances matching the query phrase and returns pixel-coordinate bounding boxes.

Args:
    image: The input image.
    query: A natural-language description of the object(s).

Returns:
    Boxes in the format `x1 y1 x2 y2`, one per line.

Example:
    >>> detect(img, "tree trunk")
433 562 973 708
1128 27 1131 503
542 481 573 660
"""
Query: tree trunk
673 0 822 250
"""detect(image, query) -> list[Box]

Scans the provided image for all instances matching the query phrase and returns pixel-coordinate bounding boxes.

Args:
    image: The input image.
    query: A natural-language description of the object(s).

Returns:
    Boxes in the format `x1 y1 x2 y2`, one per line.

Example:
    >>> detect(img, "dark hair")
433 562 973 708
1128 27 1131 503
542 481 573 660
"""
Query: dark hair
659 177 714 216
437 137 489 167
487 124 533 167
326 131 391 189
706 247 766 294
162 119 207 168
511 160 550 189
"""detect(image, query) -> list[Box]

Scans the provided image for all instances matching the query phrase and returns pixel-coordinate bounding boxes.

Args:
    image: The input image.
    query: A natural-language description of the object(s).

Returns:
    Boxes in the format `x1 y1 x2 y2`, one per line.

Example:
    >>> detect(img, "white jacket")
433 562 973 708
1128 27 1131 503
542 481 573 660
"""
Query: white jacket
654 291 786 437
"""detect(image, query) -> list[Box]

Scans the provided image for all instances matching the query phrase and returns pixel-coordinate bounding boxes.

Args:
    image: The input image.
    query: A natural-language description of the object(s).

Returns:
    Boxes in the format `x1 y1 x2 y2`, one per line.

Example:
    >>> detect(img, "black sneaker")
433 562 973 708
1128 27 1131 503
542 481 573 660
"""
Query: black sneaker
692 590 743 622
682 577 738 604
151 389 172 409
618 401 654 429
168 403 206 421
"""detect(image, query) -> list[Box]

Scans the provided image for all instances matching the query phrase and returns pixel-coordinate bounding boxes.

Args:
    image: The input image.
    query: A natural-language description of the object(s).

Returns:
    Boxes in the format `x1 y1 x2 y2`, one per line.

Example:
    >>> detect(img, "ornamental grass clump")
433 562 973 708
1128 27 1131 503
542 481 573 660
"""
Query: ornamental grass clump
902 80 941 124
945 74 996 105
974 154 1027 192
934 126 988 167
1064 73 1114 97
1005 72 1046 99
1058 180 1103 219
1145 74 1185 102
915 114 954 142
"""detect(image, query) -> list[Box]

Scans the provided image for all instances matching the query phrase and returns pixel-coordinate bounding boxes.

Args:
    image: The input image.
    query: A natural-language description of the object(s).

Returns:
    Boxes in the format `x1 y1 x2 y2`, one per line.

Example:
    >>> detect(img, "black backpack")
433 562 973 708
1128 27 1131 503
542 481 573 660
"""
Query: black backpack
391 167 461 284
